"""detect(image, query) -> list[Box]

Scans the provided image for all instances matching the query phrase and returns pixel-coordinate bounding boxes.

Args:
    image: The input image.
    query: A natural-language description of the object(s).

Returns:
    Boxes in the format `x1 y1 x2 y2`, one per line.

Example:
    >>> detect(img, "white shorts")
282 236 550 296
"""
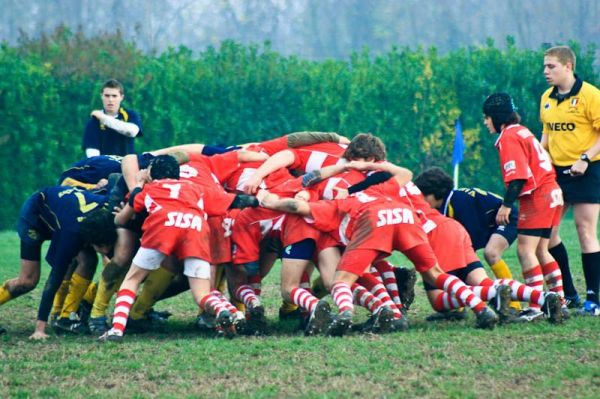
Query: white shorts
183 258 211 279
133 247 210 279
132 247 165 270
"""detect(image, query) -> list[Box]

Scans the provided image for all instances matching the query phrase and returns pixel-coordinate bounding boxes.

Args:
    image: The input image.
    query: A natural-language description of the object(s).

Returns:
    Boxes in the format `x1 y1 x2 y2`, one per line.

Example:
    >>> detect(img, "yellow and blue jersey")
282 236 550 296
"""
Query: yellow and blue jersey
441 188 517 249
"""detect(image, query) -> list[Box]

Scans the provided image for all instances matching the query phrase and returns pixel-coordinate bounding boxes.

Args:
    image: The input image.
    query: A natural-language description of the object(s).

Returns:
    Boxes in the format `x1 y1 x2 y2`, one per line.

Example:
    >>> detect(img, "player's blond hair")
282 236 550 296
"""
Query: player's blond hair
545 46 576 71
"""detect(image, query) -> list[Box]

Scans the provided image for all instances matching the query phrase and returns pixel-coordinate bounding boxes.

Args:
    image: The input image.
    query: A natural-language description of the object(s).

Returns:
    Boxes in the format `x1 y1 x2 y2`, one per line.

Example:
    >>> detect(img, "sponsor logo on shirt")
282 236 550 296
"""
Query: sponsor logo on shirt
376 208 415 227
503 160 516 173
165 211 203 231
545 122 576 131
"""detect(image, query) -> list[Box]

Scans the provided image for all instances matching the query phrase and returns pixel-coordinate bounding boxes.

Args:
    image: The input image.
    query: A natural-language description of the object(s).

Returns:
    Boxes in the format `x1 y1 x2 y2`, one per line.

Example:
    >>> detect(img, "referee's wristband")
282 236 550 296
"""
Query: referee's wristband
128 187 143 207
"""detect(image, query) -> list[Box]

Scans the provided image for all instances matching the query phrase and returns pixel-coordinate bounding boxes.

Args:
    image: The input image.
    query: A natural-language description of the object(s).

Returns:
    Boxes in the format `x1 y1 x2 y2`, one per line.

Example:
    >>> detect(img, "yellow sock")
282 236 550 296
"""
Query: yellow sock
490 259 522 311
91 261 127 319
60 273 91 319
233 299 246 313
52 280 70 317
130 267 175 320
0 282 13 305
279 300 299 314
82 281 98 305
215 266 227 293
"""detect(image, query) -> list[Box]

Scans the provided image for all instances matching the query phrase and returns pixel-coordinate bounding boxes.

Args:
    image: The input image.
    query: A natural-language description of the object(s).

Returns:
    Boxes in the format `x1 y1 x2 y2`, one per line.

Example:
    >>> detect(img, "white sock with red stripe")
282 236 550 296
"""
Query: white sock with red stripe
432 292 465 311
434 274 486 313
541 261 565 298
199 293 228 317
523 265 544 309
111 289 136 335
331 282 354 313
290 287 319 313
359 274 403 318
210 289 238 314
352 283 384 314
469 278 496 301
373 260 402 307
235 284 262 308
248 275 262 296
496 278 544 306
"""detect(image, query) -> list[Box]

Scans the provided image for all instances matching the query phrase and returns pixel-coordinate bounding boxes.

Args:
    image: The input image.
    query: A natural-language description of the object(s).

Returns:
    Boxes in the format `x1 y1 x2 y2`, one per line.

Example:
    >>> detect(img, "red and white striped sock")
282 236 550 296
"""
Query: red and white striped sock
359 274 403 318
235 285 261 308
432 292 465 311
248 275 262 296
496 278 544 307
541 261 564 298
299 272 311 291
469 278 496 301
331 282 354 313
434 274 486 313
523 265 544 309
210 290 238 314
352 283 384 314
290 287 319 313
111 289 136 335
373 260 402 307
199 293 228 317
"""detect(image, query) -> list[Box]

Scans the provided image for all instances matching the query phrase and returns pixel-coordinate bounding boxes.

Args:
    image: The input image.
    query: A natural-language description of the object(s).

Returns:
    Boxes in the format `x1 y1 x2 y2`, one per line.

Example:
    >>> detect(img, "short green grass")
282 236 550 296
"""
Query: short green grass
1 218 599 398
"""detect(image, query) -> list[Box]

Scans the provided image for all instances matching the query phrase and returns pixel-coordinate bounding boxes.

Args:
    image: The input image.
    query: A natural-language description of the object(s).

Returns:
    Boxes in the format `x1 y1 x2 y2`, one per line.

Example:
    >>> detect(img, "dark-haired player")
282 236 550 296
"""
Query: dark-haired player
414 167 522 313
0 187 117 339
100 155 260 341
484 92 567 321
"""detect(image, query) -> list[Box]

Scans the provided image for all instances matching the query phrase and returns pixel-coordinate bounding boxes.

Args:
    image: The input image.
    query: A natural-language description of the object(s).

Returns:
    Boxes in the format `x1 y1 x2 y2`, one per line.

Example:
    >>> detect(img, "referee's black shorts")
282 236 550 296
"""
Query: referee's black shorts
555 160 600 204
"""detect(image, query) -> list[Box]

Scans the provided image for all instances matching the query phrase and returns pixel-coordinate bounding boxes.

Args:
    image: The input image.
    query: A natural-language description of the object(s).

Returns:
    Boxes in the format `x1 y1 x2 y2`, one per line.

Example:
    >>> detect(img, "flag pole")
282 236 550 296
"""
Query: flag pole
452 118 465 189
453 163 459 189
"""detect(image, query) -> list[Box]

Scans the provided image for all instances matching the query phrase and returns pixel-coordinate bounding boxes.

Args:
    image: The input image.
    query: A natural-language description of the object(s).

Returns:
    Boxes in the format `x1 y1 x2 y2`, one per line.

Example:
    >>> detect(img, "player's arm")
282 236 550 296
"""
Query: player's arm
114 171 148 225
570 133 600 176
301 163 348 187
121 154 146 191
244 149 296 194
91 111 140 137
287 131 350 147
496 179 526 225
346 160 413 186
150 144 205 156
257 190 312 216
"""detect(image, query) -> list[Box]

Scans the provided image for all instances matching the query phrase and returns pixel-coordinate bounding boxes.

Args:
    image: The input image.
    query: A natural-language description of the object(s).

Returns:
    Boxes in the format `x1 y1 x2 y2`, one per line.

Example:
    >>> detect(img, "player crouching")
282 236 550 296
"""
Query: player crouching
99 155 259 342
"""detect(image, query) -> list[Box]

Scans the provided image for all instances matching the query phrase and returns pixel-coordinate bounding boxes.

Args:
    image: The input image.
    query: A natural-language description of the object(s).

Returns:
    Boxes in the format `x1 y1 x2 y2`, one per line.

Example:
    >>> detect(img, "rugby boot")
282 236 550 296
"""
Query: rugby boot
371 306 395 334
247 304 268 336
390 316 409 332
88 316 110 335
304 299 332 336
541 292 563 324
425 308 468 322
577 300 600 317
475 307 499 330
215 310 235 339
518 307 545 322
53 317 89 335
98 328 123 343
393 266 417 310
490 284 513 324
326 310 353 337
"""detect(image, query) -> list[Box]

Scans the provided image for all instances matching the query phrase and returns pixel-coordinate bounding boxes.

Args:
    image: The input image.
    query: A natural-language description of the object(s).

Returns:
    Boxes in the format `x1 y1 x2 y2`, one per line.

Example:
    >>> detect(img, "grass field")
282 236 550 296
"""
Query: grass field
1 219 599 398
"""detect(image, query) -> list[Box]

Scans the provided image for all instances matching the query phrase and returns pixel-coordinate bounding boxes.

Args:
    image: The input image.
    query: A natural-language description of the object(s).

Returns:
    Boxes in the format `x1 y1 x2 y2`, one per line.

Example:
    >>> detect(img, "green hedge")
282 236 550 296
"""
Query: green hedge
0 27 597 229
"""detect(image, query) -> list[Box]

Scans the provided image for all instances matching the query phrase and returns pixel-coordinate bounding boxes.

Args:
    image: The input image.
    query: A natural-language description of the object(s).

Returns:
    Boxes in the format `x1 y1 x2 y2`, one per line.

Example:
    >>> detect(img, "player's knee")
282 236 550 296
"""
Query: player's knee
483 247 501 265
